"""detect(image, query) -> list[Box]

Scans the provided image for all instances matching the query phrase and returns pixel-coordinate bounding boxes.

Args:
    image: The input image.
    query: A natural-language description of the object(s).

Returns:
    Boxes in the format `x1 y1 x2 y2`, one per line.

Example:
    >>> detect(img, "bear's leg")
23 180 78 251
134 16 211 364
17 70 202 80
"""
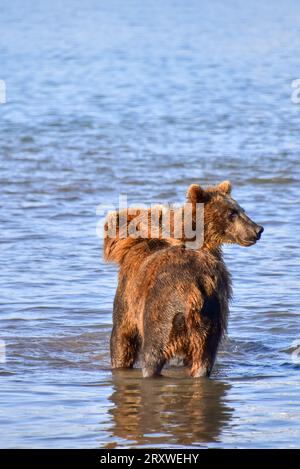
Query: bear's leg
190 361 213 378
141 337 166 378
110 325 140 369
189 326 221 378
142 354 166 378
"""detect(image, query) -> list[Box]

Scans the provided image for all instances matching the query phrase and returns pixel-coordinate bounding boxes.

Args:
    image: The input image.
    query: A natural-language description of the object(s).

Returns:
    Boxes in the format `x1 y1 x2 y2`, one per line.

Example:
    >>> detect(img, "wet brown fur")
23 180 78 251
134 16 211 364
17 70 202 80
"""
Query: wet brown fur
104 181 263 377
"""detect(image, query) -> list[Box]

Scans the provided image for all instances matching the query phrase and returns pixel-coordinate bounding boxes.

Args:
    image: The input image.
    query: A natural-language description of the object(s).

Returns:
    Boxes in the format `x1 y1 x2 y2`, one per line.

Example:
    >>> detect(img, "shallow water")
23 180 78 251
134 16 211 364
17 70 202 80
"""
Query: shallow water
1 0 300 448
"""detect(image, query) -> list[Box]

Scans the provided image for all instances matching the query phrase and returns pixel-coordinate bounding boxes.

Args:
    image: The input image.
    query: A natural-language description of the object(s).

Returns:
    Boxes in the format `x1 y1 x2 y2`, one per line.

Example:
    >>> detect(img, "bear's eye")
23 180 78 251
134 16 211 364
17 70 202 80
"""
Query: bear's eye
228 209 238 221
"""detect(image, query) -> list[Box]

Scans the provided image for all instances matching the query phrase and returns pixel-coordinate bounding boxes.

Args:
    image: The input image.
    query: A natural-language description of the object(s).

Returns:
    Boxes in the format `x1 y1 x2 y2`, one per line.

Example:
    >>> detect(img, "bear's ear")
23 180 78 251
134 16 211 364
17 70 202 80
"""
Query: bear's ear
218 180 232 194
186 184 208 203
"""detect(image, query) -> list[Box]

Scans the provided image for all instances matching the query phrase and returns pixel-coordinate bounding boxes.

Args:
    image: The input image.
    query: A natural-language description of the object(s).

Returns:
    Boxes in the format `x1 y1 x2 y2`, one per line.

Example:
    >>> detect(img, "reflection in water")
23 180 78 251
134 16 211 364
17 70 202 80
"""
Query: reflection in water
106 369 233 448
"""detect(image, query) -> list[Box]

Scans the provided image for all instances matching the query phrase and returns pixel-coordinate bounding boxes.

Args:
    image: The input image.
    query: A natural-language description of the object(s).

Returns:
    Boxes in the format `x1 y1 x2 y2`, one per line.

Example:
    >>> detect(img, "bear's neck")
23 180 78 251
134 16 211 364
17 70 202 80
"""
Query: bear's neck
201 244 223 260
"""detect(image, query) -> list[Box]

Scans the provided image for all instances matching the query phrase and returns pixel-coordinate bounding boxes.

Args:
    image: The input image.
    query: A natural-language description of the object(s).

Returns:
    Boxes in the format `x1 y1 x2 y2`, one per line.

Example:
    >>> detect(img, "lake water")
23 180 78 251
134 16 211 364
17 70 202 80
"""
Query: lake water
0 0 300 449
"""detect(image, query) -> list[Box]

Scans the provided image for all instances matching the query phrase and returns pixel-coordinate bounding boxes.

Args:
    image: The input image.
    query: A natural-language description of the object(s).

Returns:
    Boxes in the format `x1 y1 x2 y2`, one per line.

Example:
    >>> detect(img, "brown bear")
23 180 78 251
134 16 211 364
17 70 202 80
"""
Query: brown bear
104 181 263 378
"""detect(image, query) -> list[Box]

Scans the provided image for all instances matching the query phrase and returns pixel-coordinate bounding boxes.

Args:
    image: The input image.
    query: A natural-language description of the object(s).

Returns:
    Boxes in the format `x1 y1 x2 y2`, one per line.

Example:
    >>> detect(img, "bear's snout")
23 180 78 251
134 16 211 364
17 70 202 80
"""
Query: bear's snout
255 225 264 240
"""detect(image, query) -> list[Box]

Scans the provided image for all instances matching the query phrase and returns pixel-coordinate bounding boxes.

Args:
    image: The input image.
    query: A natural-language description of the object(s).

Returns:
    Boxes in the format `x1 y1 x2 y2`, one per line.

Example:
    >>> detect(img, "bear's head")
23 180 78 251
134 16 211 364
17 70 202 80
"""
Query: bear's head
186 181 264 249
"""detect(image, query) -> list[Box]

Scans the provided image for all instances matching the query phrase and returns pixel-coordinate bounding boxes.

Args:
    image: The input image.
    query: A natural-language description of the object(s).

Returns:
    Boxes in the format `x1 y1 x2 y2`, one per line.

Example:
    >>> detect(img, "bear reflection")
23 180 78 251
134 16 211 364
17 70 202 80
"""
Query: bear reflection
105 368 233 448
